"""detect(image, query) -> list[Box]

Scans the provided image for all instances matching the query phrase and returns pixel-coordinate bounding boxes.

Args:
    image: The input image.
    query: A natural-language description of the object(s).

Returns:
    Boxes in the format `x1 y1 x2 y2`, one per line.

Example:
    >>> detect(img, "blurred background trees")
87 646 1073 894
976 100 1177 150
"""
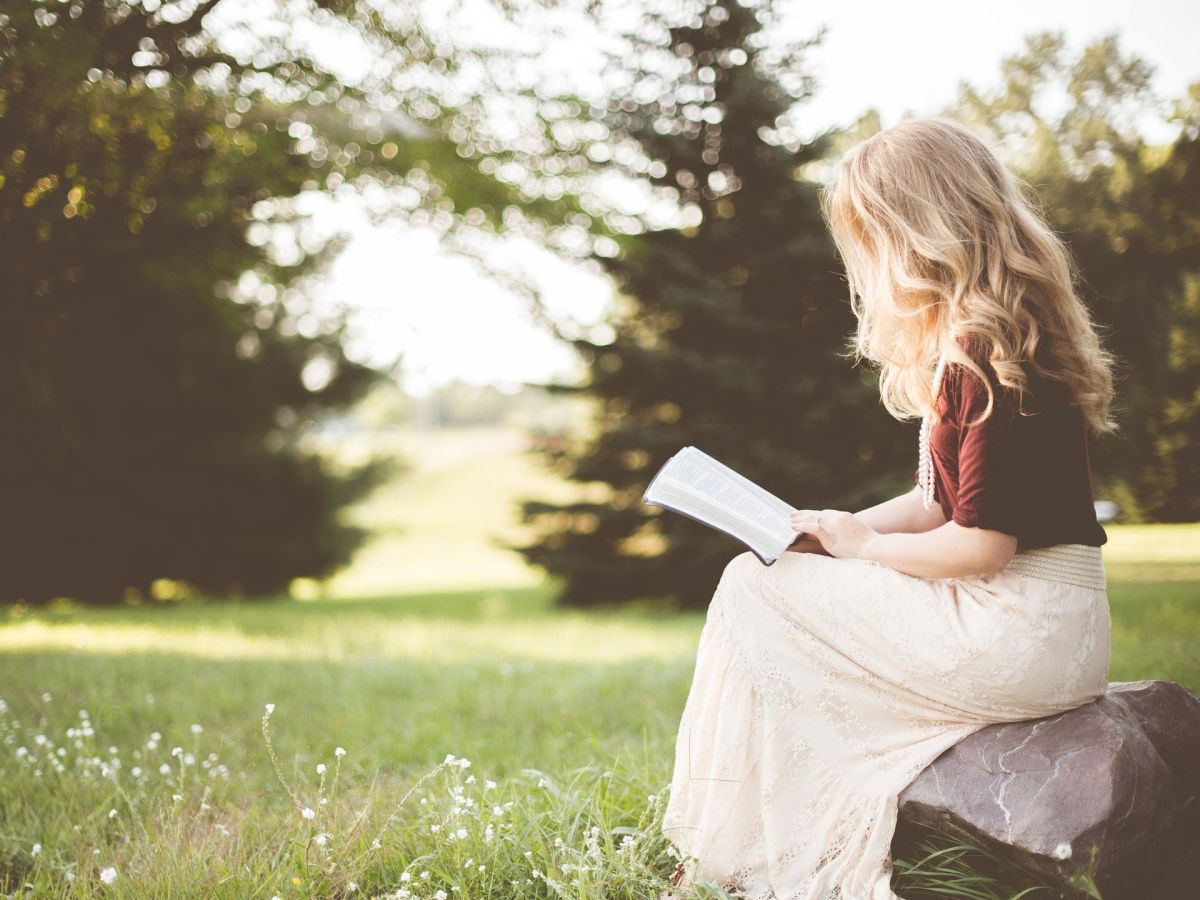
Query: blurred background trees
0 1 382 601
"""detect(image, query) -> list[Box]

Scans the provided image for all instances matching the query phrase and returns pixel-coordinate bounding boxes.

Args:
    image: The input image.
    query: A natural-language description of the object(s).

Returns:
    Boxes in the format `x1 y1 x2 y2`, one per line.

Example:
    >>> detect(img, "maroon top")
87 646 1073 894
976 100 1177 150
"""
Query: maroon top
916 336 1107 548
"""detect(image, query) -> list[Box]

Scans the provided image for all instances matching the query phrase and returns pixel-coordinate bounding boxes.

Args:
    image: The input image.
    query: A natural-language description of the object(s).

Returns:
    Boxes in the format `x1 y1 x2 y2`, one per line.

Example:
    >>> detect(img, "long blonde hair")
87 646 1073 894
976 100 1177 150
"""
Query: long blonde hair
819 116 1117 432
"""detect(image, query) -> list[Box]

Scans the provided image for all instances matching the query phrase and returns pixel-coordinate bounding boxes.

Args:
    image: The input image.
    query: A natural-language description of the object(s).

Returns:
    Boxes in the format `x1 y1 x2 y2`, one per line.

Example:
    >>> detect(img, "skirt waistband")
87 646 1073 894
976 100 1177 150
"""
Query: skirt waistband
1003 543 1107 591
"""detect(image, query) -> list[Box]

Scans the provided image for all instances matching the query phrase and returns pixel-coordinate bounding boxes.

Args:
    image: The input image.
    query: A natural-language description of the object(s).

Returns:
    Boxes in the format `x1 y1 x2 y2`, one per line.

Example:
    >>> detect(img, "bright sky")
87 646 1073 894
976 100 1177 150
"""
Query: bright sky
313 0 1200 396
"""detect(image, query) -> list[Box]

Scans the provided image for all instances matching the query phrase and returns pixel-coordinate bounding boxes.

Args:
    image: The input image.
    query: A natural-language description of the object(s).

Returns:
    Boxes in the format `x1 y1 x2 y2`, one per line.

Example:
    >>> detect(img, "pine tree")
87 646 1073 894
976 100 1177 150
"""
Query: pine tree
512 0 914 609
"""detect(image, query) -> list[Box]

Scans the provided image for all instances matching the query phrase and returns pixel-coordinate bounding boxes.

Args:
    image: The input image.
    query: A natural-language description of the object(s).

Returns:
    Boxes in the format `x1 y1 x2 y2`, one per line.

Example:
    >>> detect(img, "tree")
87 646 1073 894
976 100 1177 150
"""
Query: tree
0 0 518 602
949 32 1200 520
508 0 915 609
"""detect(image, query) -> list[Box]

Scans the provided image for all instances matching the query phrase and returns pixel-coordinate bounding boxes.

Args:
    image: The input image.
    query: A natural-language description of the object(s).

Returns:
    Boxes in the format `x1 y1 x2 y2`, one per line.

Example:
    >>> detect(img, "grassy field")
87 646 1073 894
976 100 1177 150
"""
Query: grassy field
1 427 1196 898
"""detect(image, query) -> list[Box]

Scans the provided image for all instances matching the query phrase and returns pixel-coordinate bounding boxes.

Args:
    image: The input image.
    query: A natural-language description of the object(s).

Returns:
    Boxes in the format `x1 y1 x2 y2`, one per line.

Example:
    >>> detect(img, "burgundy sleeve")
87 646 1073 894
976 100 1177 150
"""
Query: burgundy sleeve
951 361 1021 536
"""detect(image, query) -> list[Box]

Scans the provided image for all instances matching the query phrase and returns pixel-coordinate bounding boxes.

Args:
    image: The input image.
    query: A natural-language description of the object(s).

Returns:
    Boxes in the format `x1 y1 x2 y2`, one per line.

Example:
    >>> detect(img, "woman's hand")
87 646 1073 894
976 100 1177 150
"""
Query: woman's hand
785 532 829 555
790 509 880 560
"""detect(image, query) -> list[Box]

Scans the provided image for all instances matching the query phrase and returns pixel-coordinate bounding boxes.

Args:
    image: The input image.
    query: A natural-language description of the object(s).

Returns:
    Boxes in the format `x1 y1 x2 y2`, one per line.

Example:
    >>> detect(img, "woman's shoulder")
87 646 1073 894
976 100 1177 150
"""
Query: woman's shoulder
945 333 1067 419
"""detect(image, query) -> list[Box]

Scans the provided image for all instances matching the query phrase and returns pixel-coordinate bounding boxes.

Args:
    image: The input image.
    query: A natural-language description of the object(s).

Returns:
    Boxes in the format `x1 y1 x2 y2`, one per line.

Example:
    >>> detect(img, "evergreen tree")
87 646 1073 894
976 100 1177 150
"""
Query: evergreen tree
0 0 493 602
511 0 914 609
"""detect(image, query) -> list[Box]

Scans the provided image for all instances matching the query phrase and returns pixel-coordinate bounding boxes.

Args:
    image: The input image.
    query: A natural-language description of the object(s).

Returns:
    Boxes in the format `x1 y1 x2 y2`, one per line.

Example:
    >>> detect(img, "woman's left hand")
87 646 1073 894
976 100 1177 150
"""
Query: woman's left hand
790 509 879 560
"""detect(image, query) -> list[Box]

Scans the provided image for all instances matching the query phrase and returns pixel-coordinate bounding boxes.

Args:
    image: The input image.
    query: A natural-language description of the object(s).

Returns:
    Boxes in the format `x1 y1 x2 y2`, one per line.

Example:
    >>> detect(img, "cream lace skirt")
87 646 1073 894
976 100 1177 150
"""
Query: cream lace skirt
662 544 1111 900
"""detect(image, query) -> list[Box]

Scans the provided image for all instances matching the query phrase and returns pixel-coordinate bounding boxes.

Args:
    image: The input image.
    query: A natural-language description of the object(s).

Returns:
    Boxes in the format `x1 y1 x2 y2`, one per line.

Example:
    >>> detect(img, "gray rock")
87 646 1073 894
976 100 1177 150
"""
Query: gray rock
895 680 1200 900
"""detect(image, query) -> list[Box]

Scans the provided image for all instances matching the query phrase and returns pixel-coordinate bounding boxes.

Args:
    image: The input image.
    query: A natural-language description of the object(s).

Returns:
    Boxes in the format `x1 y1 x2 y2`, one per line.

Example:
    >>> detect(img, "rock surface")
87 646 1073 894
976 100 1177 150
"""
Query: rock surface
895 679 1200 900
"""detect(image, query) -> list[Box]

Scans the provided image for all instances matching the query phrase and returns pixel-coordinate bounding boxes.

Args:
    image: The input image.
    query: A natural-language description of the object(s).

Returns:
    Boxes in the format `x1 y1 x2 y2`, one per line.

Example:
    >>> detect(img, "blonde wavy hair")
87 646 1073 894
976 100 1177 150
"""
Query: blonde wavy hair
819 116 1117 433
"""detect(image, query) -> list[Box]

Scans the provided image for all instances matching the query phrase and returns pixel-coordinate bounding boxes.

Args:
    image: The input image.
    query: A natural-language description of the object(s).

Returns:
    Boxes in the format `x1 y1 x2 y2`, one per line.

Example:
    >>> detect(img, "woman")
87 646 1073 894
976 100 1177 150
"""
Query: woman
661 117 1117 900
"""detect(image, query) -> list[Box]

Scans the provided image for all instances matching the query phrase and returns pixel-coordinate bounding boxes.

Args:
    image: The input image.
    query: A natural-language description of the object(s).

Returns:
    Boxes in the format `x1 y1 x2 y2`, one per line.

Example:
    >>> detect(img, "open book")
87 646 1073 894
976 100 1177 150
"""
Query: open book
641 446 800 566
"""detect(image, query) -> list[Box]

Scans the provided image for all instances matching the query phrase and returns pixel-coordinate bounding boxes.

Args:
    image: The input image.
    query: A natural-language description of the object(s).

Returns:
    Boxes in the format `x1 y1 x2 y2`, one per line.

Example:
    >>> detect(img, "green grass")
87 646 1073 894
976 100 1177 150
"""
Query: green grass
0 426 1195 898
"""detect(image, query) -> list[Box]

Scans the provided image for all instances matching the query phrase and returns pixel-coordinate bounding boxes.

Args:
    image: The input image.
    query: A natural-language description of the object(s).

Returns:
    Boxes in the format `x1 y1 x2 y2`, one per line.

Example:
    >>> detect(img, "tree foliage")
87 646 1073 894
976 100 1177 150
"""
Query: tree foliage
0 0 514 602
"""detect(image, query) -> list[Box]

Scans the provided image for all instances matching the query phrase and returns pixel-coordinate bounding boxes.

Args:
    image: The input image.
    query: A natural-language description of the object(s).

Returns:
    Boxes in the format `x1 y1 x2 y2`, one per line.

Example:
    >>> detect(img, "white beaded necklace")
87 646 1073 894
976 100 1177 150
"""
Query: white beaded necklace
917 353 948 510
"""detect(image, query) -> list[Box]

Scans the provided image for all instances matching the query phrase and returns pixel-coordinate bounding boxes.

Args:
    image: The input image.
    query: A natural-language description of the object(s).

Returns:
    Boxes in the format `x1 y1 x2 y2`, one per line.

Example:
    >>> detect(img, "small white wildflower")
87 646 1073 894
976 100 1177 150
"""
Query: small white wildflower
316 763 327 775
99 866 117 885
158 763 171 775
335 746 346 758
190 723 203 735
170 746 183 758
647 793 657 803
31 843 41 856
458 758 471 769
348 883 357 892
1053 842 1073 860
477 865 486 873
443 753 457 765
314 833 327 846
465 774 475 784
456 827 467 839
430 824 441 833
300 807 316 820
371 838 382 850
434 891 448 900
108 809 117 819
399 871 411 882
537 777 548 788
264 703 275 714
484 779 497 791
420 870 430 880
172 793 183 802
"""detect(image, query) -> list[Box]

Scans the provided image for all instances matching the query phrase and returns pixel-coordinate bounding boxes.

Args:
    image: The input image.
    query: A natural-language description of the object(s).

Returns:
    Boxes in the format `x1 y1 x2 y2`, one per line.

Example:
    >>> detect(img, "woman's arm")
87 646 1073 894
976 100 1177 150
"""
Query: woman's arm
790 509 1017 579
861 521 1016 578
853 484 949 534
786 484 946 555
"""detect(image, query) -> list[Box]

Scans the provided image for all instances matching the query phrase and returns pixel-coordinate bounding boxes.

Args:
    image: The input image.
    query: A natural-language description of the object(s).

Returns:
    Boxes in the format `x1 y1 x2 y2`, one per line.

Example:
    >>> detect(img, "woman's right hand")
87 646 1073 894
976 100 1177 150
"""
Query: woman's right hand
785 511 831 555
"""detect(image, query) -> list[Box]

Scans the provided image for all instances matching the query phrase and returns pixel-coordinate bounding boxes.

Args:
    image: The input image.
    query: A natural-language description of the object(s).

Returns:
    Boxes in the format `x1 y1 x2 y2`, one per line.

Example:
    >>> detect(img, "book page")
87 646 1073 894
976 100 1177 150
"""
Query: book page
650 488 778 562
643 446 798 561
653 477 777 548
666 451 786 535
687 448 797 518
